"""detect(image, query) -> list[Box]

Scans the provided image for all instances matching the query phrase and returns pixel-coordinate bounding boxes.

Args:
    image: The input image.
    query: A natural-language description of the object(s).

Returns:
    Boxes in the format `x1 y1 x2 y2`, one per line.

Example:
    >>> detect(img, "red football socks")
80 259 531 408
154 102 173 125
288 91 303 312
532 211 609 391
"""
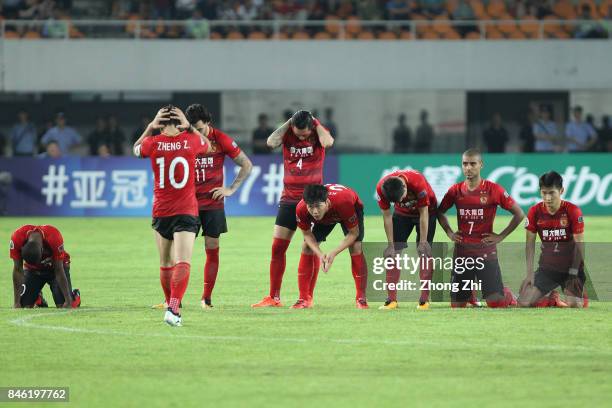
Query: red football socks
310 256 320 300
419 256 433 304
269 238 290 299
297 253 315 300
203 247 220 300
386 267 400 302
160 266 173 304
350 253 367 300
169 262 191 314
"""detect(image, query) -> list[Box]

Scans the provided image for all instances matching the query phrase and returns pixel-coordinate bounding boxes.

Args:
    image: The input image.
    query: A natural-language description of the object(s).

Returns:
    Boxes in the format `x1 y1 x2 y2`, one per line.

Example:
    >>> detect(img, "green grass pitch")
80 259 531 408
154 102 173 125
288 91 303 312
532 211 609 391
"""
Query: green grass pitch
1 216 611 407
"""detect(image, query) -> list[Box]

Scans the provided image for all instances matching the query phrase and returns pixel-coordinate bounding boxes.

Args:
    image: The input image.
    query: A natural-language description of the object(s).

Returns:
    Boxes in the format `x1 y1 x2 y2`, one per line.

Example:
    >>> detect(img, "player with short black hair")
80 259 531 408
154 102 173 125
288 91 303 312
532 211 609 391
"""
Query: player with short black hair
134 106 210 326
252 110 334 308
518 171 587 308
437 148 525 308
376 169 438 310
293 183 368 309
186 103 252 309
10 224 80 308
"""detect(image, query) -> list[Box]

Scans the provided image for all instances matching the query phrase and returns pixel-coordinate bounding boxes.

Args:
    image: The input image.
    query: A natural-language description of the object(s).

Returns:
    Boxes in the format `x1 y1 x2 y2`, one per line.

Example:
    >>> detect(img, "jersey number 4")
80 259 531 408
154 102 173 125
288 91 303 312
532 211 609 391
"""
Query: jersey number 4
155 157 189 189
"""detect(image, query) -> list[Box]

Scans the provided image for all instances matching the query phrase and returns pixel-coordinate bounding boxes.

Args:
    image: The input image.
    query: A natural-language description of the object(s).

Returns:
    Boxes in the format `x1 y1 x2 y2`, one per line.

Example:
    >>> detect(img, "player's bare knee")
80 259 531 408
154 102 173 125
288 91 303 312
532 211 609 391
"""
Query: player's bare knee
301 241 313 255
348 242 362 255
204 236 219 250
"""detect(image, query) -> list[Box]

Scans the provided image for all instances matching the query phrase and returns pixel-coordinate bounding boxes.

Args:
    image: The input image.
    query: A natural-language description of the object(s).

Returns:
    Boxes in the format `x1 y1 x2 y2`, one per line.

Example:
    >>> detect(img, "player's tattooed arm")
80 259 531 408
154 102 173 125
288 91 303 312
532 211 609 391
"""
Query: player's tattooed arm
570 232 585 271
314 118 334 149
482 203 525 244
53 260 72 308
522 230 537 289
211 152 253 200
417 206 432 256
381 209 395 257
436 210 462 243
266 119 291 149
12 259 24 308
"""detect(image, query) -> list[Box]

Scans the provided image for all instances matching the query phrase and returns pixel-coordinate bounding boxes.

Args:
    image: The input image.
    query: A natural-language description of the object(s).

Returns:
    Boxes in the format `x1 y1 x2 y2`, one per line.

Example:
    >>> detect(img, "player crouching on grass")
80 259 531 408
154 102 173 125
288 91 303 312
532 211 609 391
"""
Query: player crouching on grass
10 224 80 309
518 171 588 308
134 105 210 326
293 184 368 309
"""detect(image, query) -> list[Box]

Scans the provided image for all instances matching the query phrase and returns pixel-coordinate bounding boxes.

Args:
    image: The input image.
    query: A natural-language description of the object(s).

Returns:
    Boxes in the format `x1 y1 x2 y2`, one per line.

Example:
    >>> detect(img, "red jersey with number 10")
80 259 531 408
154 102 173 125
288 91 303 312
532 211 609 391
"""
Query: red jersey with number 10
526 200 584 272
138 131 208 217
195 127 241 210
376 170 437 217
296 184 363 230
439 179 515 256
10 225 70 271
281 128 326 203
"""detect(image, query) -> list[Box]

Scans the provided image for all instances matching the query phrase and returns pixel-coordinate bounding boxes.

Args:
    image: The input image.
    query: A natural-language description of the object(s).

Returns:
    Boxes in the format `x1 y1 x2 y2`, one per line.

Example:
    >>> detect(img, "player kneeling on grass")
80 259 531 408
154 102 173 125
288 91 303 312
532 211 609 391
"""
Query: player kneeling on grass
293 184 368 309
518 171 587 308
134 105 210 326
10 224 80 309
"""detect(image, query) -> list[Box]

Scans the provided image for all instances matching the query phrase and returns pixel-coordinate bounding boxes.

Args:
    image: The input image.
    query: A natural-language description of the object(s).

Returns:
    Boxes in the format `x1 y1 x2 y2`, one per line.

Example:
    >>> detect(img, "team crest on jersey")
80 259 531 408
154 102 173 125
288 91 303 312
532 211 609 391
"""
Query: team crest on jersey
578 216 584 223
208 140 219 153
58 244 64 253
559 215 568 227
480 191 488 205
418 191 427 199
9 240 14 250
524 219 529 228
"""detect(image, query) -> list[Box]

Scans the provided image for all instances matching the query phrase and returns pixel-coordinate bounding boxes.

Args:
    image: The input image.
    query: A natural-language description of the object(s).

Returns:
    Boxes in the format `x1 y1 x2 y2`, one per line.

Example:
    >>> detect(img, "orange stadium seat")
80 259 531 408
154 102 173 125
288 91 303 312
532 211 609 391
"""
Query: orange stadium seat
470 0 489 20
356 30 375 40
4 31 20 39
416 21 432 36
125 14 139 34
599 0 612 17
248 31 267 40
487 0 507 19
273 31 289 40
496 15 516 35
508 29 526 39
292 31 310 40
325 15 341 36
485 27 504 39
446 0 459 15
210 31 223 40
314 31 332 40
378 31 398 40
23 31 41 39
542 16 562 36
432 18 454 35
519 16 540 38
346 16 362 36
399 30 413 40
442 29 462 40
226 30 245 40
465 31 482 40
553 0 576 19
420 29 440 40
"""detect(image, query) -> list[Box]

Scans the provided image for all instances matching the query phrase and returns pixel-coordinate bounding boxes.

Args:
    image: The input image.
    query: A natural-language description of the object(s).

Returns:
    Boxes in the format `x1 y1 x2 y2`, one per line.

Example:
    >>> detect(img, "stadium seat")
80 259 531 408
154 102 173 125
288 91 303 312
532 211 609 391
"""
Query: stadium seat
378 31 398 40
519 16 541 38
599 0 612 18
496 15 517 36
248 31 267 40
487 0 507 19
553 0 577 19
210 31 223 40
577 0 599 18
465 31 482 40
432 18 454 36
416 22 432 36
314 31 332 40
508 29 526 40
399 30 413 40
325 15 341 36
442 29 462 40
420 29 440 40
226 30 245 40
346 16 362 36
446 0 459 15
547 29 571 40
356 30 375 40
485 27 504 39
4 31 20 39
470 0 489 20
542 16 563 36
273 31 290 40
23 31 41 39
292 31 311 40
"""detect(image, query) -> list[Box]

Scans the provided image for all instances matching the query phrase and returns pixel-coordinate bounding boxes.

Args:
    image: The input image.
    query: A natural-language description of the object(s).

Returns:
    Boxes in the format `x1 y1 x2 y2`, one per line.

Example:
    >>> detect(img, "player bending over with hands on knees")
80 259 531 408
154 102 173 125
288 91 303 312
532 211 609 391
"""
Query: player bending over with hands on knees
293 184 368 309
134 105 210 326
518 171 588 308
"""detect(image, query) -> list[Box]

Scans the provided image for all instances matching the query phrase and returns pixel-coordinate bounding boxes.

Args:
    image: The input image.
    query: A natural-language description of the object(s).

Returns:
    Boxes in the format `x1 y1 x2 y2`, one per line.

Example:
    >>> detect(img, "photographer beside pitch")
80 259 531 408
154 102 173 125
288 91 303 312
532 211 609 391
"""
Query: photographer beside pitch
10 224 80 308
518 171 587 308
293 183 368 309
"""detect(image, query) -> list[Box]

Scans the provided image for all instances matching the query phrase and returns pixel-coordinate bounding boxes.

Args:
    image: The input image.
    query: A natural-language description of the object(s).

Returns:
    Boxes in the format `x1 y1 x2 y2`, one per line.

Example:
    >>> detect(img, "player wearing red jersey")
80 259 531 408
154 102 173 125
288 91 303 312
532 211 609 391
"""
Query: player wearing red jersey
518 171 587 308
292 184 368 309
134 105 210 326
252 111 333 308
437 149 524 308
151 104 253 310
10 224 80 308
376 170 437 310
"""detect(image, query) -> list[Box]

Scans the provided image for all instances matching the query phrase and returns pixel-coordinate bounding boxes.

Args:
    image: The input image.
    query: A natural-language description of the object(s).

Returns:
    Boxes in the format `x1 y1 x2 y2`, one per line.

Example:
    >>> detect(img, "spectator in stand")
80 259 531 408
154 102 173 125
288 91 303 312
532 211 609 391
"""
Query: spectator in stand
19 0 55 19
39 141 62 159
324 107 338 139
386 0 413 20
132 115 151 144
107 115 126 155
575 4 607 39
252 113 273 154
393 113 412 153
10 109 37 157
565 105 597 152
175 0 197 19
42 8 68 38
97 144 112 158
200 0 219 20
356 0 384 20
415 109 434 153
482 112 509 153
598 115 612 152
0 131 6 157
151 0 174 19
2 0 25 19
535 0 553 19
185 9 210 38
237 0 258 20
274 0 306 20
421 0 445 17
452 0 477 36
533 104 558 153
87 116 108 156
519 109 536 153
41 112 81 155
